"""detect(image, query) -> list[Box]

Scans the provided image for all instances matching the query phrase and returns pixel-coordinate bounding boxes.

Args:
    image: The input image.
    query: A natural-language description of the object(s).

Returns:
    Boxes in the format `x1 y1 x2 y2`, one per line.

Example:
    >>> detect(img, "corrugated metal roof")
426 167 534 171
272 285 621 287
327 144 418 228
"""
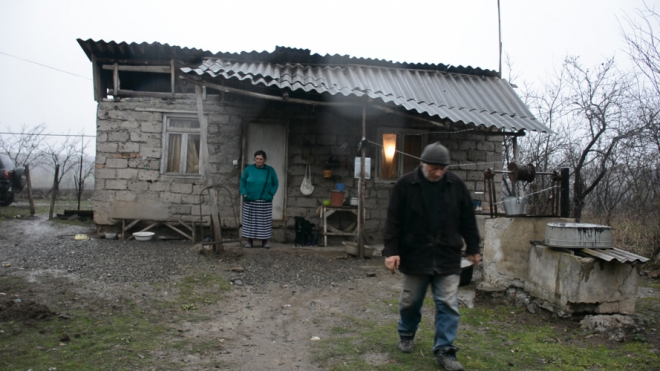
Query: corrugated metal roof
182 59 548 132
78 39 548 132
580 247 650 264
77 39 498 77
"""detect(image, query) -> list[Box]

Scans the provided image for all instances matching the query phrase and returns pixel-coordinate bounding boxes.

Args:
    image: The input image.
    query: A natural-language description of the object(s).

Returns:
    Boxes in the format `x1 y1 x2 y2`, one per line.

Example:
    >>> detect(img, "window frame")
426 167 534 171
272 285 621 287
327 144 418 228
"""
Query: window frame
376 127 428 182
161 114 204 178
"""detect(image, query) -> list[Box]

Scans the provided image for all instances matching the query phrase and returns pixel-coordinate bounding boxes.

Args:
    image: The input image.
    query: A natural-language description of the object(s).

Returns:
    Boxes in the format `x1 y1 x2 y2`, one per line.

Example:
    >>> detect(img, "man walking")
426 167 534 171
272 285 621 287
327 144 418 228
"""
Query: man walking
383 142 481 371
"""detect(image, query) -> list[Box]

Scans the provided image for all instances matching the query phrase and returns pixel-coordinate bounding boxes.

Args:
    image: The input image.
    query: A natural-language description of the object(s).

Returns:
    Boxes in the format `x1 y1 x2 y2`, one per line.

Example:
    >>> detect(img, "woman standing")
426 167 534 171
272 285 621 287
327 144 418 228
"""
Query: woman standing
240 150 279 248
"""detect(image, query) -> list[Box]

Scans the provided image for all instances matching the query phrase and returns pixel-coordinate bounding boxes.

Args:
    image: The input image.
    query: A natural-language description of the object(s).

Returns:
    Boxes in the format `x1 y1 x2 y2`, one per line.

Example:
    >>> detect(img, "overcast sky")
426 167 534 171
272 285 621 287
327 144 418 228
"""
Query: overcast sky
0 0 656 155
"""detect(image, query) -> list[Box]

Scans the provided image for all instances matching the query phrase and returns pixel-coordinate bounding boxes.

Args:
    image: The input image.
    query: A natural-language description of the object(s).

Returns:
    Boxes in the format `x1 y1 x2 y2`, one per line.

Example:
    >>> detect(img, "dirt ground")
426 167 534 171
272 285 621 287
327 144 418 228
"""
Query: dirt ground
1 213 659 370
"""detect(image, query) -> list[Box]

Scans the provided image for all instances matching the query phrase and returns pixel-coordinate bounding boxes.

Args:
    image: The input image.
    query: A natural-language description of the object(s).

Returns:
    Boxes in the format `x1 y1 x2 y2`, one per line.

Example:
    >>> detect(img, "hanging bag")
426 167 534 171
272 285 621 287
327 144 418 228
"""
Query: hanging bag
300 162 314 196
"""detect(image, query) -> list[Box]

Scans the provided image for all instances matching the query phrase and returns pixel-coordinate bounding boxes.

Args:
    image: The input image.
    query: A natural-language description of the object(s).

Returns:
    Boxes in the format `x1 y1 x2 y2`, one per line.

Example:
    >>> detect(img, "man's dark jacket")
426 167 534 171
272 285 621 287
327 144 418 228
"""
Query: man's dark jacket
383 167 480 276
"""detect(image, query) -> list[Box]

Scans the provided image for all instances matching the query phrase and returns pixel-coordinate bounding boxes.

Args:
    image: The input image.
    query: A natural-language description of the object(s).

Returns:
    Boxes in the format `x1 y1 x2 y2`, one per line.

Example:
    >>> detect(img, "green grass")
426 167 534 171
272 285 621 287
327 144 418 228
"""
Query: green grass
0 271 231 370
311 301 660 370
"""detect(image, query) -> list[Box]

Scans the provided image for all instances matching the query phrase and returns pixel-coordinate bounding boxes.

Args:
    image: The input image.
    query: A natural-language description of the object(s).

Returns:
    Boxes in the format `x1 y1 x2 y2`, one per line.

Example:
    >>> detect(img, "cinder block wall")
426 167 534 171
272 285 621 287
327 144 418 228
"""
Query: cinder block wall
94 96 247 227
94 97 502 243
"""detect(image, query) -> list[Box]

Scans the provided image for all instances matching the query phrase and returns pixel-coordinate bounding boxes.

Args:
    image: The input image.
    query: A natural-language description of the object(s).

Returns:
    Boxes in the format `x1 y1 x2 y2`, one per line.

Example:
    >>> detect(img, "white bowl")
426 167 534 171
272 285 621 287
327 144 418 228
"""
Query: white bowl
133 232 155 241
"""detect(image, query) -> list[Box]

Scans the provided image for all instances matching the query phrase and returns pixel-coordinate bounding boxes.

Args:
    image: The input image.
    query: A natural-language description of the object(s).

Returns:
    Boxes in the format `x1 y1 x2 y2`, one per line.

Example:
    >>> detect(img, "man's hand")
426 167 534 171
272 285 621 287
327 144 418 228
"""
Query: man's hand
467 253 481 265
385 256 400 274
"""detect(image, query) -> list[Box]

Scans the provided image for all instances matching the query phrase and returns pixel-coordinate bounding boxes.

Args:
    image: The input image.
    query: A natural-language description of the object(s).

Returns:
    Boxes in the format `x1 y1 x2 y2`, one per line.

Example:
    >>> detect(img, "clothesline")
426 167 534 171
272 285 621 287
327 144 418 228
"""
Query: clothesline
365 139 500 169
493 185 558 205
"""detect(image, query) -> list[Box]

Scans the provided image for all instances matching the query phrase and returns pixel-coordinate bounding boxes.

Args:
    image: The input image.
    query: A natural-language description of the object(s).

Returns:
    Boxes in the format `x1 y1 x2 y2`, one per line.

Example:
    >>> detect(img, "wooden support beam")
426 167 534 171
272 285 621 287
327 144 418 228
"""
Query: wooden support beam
196 84 223 252
92 54 104 102
164 223 192 240
112 90 197 99
113 63 119 96
170 59 176 94
102 64 171 73
358 103 367 259
180 75 358 107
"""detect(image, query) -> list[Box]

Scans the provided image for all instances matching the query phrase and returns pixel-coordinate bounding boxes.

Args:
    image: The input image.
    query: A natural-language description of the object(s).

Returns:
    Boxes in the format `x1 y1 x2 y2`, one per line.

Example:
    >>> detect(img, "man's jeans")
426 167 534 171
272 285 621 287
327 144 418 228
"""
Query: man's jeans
397 273 460 354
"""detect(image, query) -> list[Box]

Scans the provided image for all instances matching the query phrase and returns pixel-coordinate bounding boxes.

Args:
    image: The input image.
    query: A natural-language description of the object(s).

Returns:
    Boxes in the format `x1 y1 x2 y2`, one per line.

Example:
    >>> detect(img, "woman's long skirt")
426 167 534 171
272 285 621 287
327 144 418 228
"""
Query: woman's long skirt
241 200 273 239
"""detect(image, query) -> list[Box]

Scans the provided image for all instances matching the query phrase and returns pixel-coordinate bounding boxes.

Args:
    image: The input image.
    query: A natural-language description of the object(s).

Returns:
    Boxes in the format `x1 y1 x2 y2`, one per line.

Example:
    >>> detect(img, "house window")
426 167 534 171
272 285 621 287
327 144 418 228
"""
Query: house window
163 116 201 175
377 128 428 181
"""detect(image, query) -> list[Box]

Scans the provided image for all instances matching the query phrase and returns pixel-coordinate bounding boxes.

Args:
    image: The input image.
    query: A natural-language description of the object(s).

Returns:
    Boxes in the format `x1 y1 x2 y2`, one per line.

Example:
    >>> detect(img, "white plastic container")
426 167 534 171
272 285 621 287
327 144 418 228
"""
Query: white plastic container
349 197 359 206
133 232 155 241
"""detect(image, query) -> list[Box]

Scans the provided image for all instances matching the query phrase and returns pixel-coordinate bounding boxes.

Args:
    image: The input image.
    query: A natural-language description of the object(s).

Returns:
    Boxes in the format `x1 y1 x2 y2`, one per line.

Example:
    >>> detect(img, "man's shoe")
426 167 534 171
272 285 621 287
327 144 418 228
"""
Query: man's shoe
435 350 464 371
397 339 413 353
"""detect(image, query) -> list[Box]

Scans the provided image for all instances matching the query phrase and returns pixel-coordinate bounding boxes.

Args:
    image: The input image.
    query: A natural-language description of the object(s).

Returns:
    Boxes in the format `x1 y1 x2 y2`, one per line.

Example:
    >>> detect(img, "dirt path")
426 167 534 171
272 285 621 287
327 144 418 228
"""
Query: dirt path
1 213 659 370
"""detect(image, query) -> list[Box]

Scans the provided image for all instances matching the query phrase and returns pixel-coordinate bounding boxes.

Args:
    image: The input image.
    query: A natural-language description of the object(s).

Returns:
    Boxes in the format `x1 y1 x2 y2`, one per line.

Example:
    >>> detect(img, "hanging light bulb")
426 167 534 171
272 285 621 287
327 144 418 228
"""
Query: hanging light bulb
383 134 397 162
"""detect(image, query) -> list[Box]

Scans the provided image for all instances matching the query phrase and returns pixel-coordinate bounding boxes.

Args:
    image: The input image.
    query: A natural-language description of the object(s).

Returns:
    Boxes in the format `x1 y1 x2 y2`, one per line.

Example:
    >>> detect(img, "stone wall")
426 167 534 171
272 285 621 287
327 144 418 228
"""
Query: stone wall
94 96 248 227
94 96 502 243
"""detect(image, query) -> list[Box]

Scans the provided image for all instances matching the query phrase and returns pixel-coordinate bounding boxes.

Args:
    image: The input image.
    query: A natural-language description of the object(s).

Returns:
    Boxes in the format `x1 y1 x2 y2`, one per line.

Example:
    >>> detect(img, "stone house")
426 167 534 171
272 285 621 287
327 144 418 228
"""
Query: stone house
77 39 549 244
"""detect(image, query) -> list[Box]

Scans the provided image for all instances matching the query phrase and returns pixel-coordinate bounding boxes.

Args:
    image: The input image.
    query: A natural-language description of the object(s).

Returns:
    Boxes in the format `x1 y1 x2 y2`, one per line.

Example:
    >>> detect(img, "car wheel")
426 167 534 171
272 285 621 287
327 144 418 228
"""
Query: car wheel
0 193 14 207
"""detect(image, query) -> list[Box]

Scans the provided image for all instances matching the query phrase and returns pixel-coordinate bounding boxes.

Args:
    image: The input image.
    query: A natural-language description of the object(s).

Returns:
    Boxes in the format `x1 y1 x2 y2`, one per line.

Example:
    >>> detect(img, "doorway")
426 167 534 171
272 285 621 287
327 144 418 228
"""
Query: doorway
246 122 287 220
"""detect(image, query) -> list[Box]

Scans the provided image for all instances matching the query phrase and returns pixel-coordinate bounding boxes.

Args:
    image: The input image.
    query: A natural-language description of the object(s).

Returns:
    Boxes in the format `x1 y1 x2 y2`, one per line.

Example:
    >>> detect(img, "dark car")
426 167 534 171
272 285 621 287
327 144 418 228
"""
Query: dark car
0 154 26 206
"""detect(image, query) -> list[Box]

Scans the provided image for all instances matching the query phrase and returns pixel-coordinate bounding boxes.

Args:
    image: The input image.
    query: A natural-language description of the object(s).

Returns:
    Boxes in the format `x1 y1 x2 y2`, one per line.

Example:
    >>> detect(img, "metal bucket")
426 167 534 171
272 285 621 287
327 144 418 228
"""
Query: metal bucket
502 196 527 216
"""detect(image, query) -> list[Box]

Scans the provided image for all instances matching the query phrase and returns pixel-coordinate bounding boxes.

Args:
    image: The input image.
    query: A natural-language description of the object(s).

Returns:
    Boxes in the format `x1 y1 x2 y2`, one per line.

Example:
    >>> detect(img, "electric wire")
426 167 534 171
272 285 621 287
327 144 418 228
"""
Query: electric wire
493 185 558 205
0 51 92 80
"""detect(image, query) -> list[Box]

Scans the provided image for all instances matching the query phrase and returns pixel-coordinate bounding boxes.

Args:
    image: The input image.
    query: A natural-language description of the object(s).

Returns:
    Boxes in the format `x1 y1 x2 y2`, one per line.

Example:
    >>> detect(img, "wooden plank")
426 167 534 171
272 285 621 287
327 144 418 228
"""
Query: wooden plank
115 90 204 99
121 219 142 240
164 223 192 240
24 164 35 216
358 103 366 258
196 84 223 252
92 54 103 102
113 63 119 95
134 107 198 114
102 64 170 73
178 220 193 233
170 59 175 94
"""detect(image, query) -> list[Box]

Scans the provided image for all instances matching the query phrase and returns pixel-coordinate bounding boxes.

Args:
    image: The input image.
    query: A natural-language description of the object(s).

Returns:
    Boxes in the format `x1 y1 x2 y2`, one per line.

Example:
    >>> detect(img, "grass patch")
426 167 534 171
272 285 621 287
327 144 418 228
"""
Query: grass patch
0 271 230 370
640 279 660 291
312 302 660 370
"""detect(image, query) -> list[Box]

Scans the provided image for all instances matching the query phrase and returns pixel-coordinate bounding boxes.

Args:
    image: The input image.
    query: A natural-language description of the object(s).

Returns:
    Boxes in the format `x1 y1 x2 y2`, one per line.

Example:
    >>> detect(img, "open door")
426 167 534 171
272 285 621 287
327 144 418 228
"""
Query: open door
246 122 287 220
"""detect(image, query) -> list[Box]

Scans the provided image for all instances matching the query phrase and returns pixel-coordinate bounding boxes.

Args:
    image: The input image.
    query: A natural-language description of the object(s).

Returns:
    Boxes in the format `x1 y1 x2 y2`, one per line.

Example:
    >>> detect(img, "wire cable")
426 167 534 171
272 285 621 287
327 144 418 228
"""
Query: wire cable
0 51 92 80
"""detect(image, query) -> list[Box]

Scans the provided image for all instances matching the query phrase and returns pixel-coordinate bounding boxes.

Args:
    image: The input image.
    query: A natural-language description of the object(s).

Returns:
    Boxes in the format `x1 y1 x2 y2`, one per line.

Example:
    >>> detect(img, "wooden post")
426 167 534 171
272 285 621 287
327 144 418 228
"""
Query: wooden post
24 164 35 216
560 168 570 218
195 85 223 252
48 164 60 220
77 134 84 211
358 104 367 259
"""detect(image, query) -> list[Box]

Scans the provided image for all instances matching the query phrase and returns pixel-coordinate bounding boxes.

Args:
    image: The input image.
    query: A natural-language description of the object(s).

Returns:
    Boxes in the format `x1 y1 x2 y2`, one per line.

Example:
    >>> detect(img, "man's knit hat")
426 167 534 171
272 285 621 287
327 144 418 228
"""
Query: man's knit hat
420 142 450 166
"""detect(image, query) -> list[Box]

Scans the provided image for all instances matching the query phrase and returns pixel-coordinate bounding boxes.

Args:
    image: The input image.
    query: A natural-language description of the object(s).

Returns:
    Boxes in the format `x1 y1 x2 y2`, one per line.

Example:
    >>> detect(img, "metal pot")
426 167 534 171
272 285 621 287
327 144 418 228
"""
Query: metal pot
502 196 527 216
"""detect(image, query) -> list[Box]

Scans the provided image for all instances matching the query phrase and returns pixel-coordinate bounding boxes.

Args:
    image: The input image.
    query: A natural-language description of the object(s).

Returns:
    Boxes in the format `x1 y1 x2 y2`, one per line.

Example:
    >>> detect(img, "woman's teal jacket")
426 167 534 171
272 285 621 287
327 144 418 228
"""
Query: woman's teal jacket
240 164 279 202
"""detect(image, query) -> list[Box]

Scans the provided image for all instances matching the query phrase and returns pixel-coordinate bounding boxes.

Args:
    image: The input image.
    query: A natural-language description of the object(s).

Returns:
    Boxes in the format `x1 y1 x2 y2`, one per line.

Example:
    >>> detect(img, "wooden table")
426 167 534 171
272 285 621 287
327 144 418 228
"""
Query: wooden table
321 206 361 247
110 201 195 241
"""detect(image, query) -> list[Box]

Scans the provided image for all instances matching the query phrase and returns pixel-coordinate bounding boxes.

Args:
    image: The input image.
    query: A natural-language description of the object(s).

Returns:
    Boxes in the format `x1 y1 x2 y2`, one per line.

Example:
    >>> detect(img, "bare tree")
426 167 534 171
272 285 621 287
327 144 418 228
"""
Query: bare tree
0 123 48 167
42 134 84 192
562 57 643 221
503 65 571 214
